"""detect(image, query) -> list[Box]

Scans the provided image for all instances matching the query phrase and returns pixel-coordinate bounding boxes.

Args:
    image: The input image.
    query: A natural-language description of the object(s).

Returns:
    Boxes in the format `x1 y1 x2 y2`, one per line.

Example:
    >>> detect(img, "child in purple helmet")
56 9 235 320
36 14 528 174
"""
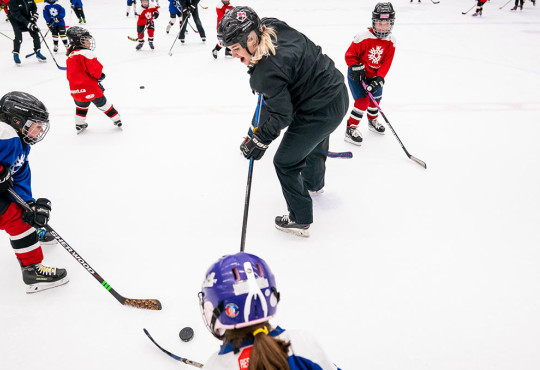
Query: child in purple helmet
199 252 340 369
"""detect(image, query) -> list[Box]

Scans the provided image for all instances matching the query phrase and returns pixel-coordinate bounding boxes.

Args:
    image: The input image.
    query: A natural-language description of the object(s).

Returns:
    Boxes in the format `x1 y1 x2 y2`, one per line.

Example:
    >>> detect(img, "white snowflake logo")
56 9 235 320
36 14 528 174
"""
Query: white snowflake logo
368 46 384 64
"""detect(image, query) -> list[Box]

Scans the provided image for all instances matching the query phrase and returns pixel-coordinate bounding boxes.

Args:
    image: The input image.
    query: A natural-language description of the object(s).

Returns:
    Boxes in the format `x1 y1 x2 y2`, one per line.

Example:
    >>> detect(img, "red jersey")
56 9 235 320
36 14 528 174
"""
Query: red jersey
137 5 159 26
345 28 396 79
66 49 104 102
216 1 233 29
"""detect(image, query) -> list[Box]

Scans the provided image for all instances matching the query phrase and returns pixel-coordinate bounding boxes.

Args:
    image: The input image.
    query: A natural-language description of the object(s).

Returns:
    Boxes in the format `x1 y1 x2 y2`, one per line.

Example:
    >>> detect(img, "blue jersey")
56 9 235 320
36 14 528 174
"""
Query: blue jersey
0 122 34 203
168 0 181 14
43 4 66 27
203 327 341 370
70 0 83 8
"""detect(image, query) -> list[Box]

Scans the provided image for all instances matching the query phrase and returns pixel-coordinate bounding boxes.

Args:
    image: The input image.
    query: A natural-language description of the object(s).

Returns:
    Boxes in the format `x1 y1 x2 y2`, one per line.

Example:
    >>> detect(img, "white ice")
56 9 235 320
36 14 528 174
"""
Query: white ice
1 0 539 369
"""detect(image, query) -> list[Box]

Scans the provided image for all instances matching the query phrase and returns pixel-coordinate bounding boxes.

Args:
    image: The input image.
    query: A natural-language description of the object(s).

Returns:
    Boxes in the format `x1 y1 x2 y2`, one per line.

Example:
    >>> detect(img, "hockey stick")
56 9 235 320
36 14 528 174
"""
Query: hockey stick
26 29 51 58
8 188 162 310
240 95 263 252
499 0 512 9
361 81 427 169
128 24 148 42
199 4 208 9
0 30 13 40
430 0 440 4
143 329 203 368
328 151 353 158
37 28 67 70
462 4 476 14
187 20 199 34
169 12 191 56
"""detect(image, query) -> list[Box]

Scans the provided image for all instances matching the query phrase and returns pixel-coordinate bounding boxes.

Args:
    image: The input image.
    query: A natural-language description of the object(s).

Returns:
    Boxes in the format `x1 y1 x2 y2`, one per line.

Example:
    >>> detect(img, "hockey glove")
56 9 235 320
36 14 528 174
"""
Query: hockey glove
240 134 269 160
365 76 385 93
153 11 159 19
0 165 13 193
349 64 366 83
98 73 106 82
27 22 40 32
30 11 39 23
53 17 60 23
22 198 52 228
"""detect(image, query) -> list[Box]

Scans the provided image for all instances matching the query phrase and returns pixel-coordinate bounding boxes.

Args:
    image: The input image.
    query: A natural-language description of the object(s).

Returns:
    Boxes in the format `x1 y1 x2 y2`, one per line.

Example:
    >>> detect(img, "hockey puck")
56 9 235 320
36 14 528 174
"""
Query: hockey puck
140 86 145 89
179 327 194 342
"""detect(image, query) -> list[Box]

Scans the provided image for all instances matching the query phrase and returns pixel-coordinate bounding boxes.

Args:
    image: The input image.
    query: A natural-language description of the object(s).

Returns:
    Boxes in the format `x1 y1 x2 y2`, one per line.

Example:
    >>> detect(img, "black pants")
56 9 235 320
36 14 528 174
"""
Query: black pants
9 19 40 54
179 8 205 39
273 84 349 224
73 7 85 20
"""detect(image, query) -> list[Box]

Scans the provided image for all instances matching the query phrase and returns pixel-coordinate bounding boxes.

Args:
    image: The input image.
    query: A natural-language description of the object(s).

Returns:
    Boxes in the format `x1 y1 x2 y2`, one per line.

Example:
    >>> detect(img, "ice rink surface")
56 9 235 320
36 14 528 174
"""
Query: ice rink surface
1 0 539 369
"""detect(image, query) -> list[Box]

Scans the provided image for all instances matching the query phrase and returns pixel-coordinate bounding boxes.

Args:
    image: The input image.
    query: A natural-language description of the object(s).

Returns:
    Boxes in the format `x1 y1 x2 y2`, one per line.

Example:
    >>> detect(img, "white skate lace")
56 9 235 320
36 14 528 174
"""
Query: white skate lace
370 119 383 129
349 126 362 138
280 215 291 223
36 264 57 276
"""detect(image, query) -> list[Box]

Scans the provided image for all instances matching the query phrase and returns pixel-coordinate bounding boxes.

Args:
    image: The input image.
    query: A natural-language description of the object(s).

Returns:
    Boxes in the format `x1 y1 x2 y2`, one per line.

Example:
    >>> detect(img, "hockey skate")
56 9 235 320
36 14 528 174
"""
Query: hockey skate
113 119 122 128
53 44 58 52
35 50 47 62
511 5 517 10
149 41 154 50
225 48 232 57
136 41 144 50
308 188 325 195
368 118 385 134
166 23 172 34
344 125 363 145
201 37 206 42
76 123 88 134
36 228 57 245
13 52 21 66
22 263 68 293
275 215 310 237
212 48 219 59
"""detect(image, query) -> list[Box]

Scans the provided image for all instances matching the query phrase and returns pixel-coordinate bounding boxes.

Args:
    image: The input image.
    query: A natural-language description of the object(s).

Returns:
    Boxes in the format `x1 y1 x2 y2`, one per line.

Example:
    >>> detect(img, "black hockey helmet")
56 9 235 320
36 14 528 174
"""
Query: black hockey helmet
67 26 95 50
44 0 58 4
372 2 395 38
217 6 262 49
0 92 50 145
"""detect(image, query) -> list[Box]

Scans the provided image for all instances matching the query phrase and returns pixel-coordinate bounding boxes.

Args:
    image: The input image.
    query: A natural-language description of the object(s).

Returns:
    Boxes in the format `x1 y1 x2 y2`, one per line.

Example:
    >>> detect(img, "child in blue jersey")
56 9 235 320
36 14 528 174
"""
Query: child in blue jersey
127 0 138 17
199 252 340 369
0 91 68 294
166 0 182 34
70 0 86 24
43 0 68 52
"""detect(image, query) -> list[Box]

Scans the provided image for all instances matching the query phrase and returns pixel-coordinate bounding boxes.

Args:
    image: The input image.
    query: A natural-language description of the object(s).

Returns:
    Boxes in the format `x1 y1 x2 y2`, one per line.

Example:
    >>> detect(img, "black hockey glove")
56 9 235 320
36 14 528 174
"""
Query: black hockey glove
0 165 13 193
349 64 366 83
30 11 39 23
98 73 106 82
27 22 40 32
153 11 159 19
22 198 52 228
53 17 60 23
365 76 385 93
240 134 269 160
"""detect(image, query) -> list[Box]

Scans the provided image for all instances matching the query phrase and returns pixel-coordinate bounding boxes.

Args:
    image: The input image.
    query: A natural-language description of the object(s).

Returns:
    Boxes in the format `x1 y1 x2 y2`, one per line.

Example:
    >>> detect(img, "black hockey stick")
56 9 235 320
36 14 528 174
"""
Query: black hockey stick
187 20 199 34
0 31 13 41
169 12 191 55
37 28 66 70
462 4 476 14
128 25 148 42
328 151 353 158
8 188 162 310
430 0 440 4
26 29 51 58
361 82 427 169
143 329 203 368
499 0 512 9
240 95 263 252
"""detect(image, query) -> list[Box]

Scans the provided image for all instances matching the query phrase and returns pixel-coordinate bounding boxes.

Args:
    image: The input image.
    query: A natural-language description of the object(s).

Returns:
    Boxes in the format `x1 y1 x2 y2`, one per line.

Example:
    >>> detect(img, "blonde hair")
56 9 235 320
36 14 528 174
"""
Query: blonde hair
248 26 278 66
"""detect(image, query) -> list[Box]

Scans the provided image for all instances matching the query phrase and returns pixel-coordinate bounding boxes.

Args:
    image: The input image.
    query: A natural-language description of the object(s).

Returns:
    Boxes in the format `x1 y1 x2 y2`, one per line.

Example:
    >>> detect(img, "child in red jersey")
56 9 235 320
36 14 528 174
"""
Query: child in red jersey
472 0 488 16
65 27 122 134
0 0 8 21
211 0 233 59
136 0 160 50
344 2 396 146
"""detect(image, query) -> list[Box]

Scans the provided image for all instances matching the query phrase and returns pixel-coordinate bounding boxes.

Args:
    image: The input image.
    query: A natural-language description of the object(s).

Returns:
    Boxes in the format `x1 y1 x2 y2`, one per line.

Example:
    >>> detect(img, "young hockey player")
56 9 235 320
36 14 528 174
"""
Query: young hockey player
43 0 69 52
0 0 8 22
199 252 340 369
70 0 86 24
211 0 233 59
344 2 396 146
66 27 122 133
0 91 69 294
7 0 46 66
218 7 348 237
178 0 206 43
166 0 182 34
136 0 160 50
472 0 488 16
127 0 138 17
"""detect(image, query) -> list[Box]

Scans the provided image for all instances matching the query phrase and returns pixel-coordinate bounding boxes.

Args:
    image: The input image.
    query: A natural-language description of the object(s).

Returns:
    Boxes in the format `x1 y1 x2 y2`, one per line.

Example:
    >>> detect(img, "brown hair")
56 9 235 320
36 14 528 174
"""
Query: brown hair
248 26 278 66
223 322 291 370
65 45 76 57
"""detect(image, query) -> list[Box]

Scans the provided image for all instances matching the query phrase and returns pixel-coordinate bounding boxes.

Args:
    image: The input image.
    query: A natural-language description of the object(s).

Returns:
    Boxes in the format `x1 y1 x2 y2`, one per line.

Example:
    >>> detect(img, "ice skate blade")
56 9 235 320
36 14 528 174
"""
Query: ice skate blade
39 239 58 246
344 136 362 146
368 125 386 135
275 225 310 237
26 277 69 294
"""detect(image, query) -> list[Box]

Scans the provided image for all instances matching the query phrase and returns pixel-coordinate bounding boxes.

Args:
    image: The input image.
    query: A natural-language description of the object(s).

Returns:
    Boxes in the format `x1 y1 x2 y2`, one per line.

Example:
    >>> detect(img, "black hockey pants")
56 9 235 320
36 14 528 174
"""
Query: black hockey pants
273 84 349 225
9 19 40 54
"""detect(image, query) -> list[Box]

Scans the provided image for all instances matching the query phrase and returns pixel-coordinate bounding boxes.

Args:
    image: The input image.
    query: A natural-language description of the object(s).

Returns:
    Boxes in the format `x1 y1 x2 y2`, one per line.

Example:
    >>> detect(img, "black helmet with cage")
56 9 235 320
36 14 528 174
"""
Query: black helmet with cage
372 2 395 38
217 6 262 50
0 92 50 145
66 26 96 50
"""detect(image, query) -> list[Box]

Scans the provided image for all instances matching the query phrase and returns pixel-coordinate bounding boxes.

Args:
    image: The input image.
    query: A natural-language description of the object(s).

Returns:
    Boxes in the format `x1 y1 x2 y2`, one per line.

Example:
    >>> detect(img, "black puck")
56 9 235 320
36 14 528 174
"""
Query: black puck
179 327 194 342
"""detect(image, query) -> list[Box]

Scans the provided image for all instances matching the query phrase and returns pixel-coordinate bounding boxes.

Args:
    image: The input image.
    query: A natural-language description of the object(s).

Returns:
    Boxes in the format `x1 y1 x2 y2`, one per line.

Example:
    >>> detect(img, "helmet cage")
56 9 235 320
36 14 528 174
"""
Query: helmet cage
67 27 96 50
0 92 49 145
372 2 395 38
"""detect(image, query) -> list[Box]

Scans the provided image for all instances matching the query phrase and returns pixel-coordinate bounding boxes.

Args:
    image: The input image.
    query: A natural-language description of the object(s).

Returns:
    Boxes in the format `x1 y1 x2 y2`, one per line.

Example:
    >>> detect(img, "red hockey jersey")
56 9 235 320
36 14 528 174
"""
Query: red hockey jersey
345 28 396 79
137 6 159 26
216 2 233 29
66 49 104 102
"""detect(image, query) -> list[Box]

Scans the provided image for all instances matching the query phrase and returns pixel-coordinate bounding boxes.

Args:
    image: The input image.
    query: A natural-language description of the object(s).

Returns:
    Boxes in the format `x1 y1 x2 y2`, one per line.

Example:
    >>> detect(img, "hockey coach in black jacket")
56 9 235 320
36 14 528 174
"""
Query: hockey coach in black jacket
218 6 348 238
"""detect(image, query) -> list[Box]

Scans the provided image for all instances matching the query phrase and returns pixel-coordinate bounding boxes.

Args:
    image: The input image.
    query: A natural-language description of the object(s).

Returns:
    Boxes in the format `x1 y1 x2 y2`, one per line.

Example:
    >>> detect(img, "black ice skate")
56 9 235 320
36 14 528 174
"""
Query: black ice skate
22 263 68 293
76 123 88 134
36 228 57 245
344 125 363 145
149 41 154 49
368 118 385 134
113 120 122 127
53 44 58 52
511 5 517 10
275 215 310 237
212 48 219 59
225 48 232 57
136 41 144 50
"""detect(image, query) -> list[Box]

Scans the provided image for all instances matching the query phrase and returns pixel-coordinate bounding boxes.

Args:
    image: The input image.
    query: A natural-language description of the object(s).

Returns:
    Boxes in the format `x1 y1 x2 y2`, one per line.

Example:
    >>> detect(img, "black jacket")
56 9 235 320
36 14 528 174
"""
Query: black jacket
179 0 200 10
249 18 345 144
7 0 37 25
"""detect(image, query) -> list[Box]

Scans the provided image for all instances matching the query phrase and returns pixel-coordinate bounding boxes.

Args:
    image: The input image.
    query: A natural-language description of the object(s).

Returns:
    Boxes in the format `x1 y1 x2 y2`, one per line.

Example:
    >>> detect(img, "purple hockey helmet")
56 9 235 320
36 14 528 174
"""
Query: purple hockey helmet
198 252 280 339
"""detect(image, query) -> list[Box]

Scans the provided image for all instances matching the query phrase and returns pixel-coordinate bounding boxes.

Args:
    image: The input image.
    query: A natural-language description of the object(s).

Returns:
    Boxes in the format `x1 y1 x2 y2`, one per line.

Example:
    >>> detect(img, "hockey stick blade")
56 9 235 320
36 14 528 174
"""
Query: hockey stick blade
328 151 353 158
409 155 427 169
143 329 204 368
127 36 138 41
25 52 36 58
124 298 162 310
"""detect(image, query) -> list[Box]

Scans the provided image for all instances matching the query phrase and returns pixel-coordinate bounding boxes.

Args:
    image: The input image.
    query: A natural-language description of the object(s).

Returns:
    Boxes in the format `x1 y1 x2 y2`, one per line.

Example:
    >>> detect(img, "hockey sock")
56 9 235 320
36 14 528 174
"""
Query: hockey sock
75 106 89 125
347 107 365 127
97 101 121 123
1 204 44 266
367 106 379 121
214 44 223 51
